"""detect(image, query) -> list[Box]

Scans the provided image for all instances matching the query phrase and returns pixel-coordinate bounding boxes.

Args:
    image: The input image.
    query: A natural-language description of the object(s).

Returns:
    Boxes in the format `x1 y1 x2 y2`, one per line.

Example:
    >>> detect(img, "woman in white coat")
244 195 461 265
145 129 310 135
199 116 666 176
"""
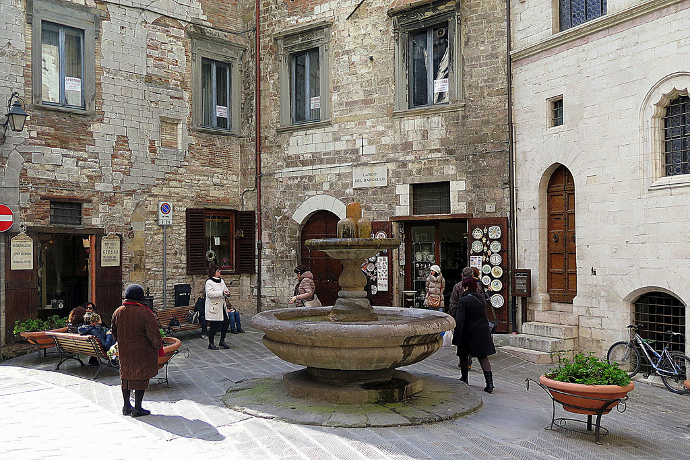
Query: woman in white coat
205 265 230 350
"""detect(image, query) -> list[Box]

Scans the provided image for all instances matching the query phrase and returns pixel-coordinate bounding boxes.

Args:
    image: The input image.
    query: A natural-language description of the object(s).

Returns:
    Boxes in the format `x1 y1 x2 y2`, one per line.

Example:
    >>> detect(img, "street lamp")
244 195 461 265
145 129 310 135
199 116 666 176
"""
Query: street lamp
1 92 28 141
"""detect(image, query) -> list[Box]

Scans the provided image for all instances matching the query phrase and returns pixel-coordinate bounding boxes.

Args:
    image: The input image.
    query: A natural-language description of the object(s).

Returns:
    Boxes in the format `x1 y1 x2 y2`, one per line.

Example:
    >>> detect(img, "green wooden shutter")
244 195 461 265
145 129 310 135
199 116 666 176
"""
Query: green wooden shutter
186 208 206 275
235 211 255 273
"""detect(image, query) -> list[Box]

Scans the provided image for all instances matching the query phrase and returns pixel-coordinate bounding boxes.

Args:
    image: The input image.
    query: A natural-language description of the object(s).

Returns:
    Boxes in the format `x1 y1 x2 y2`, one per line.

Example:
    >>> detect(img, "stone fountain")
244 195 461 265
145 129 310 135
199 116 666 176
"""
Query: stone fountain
250 202 455 404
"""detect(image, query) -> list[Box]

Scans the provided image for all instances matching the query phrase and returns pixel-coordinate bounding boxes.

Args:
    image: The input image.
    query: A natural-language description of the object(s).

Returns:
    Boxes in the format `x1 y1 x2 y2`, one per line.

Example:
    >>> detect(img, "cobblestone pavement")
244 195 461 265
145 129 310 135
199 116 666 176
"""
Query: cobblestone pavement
2 325 690 460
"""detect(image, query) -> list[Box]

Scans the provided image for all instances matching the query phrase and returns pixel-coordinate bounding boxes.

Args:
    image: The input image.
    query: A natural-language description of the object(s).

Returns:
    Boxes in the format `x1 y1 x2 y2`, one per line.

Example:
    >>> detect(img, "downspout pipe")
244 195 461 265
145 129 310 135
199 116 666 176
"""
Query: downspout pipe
506 0 517 332
255 0 263 313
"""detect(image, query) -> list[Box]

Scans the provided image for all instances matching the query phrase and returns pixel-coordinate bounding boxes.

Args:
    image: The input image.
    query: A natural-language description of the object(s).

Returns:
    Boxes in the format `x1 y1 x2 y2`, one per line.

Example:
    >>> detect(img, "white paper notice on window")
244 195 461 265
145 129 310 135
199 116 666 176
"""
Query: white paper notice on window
65 77 81 91
433 78 449 94
216 105 228 118
214 237 220 246
310 96 320 110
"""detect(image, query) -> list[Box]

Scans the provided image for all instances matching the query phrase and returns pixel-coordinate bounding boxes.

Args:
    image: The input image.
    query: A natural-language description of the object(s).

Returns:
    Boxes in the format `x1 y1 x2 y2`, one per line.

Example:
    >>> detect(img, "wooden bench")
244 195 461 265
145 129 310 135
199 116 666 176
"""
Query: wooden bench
155 306 202 336
45 331 117 380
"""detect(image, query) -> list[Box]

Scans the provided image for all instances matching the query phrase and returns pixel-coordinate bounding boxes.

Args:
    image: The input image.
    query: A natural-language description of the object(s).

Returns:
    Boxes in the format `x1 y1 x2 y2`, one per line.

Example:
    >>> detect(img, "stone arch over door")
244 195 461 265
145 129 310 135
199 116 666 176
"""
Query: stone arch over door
546 165 576 303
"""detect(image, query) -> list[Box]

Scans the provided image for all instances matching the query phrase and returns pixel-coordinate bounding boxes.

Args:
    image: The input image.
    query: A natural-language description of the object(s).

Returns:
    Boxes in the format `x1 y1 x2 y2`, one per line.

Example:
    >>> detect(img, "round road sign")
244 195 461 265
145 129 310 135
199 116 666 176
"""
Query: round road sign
0 205 14 232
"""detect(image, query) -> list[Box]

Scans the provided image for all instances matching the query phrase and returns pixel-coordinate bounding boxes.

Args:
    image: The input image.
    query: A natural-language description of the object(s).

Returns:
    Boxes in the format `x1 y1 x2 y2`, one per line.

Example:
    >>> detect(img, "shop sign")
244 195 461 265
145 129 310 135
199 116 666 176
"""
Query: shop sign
101 234 121 267
513 269 531 297
11 233 33 270
353 166 387 188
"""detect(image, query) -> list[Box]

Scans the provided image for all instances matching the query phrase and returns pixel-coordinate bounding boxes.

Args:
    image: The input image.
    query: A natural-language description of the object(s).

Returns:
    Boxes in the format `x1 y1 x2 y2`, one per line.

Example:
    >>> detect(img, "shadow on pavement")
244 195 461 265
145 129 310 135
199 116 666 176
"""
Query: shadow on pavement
138 414 226 441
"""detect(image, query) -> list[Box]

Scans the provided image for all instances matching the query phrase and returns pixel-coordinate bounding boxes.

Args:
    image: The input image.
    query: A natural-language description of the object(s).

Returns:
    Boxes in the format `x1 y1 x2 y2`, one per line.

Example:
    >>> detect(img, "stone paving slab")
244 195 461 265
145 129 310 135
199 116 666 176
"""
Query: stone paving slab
2 326 690 459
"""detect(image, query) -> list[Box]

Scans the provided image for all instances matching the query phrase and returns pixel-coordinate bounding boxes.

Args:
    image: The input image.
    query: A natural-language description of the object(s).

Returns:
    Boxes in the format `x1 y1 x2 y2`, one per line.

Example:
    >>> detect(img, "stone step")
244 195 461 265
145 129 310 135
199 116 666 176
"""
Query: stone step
551 303 574 313
533 310 578 326
499 346 572 364
509 333 575 353
521 321 578 339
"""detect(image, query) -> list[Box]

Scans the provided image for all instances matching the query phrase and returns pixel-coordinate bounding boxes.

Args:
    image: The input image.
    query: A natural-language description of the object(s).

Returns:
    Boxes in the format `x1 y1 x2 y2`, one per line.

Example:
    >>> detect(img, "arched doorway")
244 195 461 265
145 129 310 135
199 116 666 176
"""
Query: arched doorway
547 165 576 303
300 210 342 306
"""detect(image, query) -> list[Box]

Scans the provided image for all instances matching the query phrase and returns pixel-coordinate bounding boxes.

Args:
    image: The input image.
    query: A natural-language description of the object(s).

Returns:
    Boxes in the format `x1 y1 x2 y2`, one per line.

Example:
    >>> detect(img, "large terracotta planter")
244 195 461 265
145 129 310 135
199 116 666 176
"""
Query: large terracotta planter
539 375 634 415
684 380 690 392
158 337 181 370
20 327 69 349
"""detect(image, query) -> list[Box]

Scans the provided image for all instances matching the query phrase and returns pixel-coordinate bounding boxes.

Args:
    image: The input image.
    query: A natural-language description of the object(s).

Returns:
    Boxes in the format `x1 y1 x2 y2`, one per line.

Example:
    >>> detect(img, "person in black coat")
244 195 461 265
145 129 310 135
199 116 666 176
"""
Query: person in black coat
448 276 496 393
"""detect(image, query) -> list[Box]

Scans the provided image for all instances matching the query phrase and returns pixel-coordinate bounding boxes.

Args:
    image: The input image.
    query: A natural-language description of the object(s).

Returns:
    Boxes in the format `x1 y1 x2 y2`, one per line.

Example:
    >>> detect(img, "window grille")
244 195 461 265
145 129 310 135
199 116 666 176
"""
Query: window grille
663 95 690 177
634 292 686 373
412 182 450 215
552 98 563 127
559 0 606 31
50 201 82 225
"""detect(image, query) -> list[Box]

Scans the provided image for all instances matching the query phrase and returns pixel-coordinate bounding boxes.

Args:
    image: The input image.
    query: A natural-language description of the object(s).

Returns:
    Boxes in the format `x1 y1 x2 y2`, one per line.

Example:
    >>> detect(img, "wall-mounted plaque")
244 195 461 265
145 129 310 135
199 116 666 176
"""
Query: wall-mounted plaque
513 269 532 297
101 234 121 267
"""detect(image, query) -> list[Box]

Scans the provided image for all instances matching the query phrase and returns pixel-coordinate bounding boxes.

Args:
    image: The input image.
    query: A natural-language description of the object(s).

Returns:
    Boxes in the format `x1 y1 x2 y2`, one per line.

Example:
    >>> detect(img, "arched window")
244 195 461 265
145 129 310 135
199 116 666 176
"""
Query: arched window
547 165 576 303
663 95 690 177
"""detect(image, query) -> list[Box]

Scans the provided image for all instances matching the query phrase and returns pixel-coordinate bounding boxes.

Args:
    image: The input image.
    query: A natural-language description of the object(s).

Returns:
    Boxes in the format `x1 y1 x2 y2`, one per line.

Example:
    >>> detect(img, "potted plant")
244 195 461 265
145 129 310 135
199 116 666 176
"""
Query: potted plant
14 315 69 351
539 352 634 415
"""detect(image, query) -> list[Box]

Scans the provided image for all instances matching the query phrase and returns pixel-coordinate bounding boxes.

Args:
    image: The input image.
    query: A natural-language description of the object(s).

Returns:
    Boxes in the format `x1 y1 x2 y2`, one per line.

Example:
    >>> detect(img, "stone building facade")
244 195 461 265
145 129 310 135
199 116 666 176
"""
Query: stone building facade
0 0 257 344
507 0 690 361
256 0 512 323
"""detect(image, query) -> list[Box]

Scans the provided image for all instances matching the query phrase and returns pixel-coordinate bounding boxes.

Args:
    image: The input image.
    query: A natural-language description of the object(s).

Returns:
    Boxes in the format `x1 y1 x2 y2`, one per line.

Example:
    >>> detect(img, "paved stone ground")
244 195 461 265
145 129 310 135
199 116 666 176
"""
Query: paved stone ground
2 325 690 459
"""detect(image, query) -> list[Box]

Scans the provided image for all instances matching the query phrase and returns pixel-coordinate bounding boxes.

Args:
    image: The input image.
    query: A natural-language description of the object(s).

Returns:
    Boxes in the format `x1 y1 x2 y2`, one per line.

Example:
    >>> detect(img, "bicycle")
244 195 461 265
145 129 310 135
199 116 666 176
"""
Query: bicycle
607 324 689 394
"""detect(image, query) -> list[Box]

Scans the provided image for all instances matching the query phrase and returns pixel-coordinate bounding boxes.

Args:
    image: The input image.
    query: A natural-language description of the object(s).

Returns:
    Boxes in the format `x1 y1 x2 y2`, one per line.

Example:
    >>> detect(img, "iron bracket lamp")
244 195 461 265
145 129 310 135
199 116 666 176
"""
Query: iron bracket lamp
1 92 29 142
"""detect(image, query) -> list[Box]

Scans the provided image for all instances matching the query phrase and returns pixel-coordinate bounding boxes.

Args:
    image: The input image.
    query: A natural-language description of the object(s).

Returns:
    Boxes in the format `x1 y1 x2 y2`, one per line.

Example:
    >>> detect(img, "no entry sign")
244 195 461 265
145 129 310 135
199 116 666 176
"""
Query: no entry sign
0 205 14 232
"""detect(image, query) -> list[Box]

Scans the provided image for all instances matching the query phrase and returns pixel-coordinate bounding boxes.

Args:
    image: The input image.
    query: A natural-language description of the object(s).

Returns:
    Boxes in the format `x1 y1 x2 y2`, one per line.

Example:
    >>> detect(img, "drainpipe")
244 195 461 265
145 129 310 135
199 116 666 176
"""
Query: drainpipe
255 0 263 313
506 0 517 332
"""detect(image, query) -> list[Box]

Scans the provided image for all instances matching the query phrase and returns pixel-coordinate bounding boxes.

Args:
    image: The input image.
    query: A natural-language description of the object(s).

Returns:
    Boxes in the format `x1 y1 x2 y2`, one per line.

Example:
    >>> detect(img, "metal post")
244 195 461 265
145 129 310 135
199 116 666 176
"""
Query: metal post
163 224 167 309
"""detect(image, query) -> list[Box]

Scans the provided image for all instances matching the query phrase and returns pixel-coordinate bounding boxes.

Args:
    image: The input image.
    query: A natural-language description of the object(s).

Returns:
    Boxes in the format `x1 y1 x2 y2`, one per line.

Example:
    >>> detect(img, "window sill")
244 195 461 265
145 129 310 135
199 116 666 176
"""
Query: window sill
33 104 95 117
191 126 243 137
649 174 690 192
392 103 465 118
276 119 332 134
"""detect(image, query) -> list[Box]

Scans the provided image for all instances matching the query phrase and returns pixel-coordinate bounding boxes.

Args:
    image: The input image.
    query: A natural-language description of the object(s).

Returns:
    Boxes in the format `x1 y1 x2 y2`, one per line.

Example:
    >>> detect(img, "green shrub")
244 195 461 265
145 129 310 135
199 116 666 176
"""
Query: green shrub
13 315 67 335
546 352 631 386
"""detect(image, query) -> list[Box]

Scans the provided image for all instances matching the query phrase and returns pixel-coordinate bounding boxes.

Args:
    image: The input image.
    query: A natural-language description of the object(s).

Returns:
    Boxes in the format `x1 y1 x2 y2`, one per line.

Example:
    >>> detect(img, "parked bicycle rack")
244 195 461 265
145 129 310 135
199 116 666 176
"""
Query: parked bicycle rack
525 378 629 444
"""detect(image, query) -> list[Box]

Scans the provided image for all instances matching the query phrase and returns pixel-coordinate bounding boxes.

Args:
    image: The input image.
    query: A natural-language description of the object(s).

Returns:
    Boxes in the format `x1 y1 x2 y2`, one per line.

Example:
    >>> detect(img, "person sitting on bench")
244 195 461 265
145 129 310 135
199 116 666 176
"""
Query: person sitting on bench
78 312 115 351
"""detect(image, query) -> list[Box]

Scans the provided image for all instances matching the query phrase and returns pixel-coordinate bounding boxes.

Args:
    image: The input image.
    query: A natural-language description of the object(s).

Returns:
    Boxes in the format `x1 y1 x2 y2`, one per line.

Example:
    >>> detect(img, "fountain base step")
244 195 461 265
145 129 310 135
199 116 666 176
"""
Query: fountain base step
286 369 423 404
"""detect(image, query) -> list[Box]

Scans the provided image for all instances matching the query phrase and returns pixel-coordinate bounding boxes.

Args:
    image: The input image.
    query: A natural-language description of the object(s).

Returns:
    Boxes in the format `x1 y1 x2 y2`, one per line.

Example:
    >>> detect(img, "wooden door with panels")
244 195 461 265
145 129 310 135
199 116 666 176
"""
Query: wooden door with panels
300 211 341 307
547 165 577 303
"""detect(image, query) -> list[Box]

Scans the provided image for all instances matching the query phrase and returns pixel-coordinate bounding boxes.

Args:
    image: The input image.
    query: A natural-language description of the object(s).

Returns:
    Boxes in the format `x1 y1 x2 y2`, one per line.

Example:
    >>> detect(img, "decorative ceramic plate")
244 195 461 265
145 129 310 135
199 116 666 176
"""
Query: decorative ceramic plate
369 256 377 262
491 294 504 308
491 266 503 278
490 253 502 266
370 285 378 295
375 231 387 239
489 241 501 253
415 252 423 261
471 240 484 253
427 254 435 262
366 263 375 272
491 279 503 292
481 275 491 286
472 228 483 239
488 226 501 239
482 264 492 274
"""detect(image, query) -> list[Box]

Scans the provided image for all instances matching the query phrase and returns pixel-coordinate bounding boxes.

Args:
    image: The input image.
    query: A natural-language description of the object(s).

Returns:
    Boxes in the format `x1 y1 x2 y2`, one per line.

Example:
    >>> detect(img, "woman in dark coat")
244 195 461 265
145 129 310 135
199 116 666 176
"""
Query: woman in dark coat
448 277 496 393
111 284 162 417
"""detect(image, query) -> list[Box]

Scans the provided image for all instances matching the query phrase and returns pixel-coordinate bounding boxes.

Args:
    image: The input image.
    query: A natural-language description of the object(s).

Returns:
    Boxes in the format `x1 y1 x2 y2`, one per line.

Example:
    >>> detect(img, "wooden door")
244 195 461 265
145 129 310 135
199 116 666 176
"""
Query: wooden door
547 165 576 303
95 234 123 323
4 234 39 343
300 211 341 306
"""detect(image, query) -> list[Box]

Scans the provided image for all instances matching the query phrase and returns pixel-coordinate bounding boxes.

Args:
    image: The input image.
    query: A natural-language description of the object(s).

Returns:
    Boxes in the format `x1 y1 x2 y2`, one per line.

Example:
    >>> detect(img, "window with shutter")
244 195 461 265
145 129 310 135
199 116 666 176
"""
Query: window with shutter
236 211 255 273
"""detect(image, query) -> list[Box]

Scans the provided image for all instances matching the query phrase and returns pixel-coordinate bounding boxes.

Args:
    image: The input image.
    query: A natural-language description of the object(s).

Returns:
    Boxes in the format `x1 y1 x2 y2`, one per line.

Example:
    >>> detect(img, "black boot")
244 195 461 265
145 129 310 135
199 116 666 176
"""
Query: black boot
483 371 494 393
208 342 218 350
460 368 469 384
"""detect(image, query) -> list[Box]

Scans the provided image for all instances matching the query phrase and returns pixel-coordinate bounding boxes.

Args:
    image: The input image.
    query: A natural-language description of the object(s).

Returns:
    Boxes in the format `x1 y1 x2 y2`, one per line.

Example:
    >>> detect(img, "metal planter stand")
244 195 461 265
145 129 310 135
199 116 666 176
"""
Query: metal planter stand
526 378 629 443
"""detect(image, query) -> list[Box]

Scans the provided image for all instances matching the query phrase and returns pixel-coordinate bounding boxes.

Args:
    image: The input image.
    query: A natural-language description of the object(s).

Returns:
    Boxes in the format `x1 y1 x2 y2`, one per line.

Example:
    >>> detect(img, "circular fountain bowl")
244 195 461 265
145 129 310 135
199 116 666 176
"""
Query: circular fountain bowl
251 306 455 385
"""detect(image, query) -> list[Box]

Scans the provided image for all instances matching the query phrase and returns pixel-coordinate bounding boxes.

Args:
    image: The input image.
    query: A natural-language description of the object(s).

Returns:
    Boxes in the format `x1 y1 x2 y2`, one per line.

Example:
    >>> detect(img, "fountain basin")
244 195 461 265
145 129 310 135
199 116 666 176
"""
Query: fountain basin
251 306 455 384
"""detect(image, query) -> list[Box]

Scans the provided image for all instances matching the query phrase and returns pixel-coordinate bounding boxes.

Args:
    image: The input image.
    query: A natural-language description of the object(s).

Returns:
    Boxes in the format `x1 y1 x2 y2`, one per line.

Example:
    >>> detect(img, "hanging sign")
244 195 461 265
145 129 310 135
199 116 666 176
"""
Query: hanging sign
158 201 173 225
376 256 389 291
0 204 14 232
11 233 33 270
101 234 121 267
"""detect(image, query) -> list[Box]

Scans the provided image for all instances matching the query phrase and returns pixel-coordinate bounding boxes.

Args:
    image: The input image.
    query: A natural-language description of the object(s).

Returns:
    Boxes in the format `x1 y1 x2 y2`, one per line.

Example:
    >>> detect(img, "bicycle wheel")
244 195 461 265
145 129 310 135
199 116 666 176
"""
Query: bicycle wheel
660 352 690 394
607 341 640 377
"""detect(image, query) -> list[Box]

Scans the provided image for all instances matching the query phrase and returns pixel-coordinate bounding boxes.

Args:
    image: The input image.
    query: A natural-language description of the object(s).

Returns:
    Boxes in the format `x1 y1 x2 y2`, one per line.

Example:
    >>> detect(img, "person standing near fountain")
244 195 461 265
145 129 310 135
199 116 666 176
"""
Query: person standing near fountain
424 265 445 311
289 264 316 307
205 265 231 350
449 276 496 393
